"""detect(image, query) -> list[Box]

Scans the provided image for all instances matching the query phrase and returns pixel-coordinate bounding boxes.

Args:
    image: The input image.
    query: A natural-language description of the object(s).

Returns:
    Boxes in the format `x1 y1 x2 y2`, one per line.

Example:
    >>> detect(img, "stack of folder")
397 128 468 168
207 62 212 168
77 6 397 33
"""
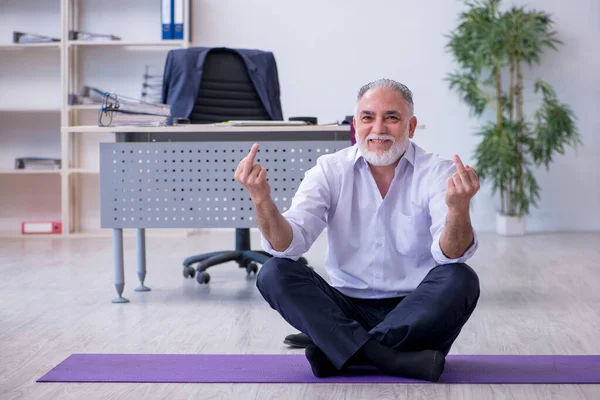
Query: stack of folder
140 66 163 104
98 93 171 127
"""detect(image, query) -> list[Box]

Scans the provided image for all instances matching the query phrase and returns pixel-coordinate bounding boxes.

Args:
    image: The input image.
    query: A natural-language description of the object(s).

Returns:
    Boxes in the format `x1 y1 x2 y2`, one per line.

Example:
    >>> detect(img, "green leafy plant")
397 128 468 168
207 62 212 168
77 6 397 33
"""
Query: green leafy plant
446 0 581 217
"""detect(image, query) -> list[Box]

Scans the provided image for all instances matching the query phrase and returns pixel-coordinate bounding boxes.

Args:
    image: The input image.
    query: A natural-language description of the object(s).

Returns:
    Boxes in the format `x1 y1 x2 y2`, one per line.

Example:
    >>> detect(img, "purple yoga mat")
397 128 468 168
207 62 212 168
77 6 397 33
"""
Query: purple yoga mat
37 354 600 384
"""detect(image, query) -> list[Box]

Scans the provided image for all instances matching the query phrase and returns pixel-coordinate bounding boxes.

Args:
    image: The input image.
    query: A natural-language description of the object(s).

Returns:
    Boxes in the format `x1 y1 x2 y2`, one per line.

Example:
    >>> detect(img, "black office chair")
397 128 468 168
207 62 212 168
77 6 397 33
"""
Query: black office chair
175 49 307 284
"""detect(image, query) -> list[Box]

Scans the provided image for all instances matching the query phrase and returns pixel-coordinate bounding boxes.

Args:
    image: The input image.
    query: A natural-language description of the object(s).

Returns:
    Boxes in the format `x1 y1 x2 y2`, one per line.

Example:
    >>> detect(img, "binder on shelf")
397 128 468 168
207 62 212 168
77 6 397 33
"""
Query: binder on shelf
161 0 173 40
68 85 105 105
21 222 62 235
15 157 61 170
13 31 60 44
173 0 184 40
68 30 120 41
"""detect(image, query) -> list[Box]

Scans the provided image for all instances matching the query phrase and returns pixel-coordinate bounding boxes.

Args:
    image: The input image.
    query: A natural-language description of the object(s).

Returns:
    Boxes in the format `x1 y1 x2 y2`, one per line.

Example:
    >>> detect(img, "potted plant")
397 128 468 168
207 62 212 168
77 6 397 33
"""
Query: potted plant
445 0 581 235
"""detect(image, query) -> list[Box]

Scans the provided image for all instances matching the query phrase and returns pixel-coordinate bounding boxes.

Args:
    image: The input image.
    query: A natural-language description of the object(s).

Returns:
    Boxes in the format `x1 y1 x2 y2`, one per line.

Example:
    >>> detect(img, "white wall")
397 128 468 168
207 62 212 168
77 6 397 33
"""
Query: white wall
191 0 600 232
0 0 598 233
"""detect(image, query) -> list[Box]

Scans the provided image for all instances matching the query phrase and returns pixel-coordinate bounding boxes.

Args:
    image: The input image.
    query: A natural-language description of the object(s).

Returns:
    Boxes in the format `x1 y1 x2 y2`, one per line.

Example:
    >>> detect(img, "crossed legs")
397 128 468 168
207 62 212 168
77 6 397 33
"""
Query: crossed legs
256 258 480 380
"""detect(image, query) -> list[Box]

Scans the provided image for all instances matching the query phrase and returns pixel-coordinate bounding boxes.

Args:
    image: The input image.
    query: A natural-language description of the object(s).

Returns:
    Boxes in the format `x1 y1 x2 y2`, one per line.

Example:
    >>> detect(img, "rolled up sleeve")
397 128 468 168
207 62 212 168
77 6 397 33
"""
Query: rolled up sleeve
260 218 307 260
431 228 479 264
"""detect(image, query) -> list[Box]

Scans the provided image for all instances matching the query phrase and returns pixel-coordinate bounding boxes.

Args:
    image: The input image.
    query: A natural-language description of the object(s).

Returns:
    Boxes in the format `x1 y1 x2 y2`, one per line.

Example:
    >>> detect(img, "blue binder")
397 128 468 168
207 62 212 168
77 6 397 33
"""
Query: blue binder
173 0 184 40
161 0 173 40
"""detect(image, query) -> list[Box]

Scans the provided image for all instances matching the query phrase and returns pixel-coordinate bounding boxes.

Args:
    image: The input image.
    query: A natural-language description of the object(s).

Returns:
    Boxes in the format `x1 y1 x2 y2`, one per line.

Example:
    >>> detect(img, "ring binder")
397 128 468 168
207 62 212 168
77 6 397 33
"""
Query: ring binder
13 31 60 44
161 0 174 40
98 93 171 127
173 0 184 40
21 222 62 234
68 30 121 41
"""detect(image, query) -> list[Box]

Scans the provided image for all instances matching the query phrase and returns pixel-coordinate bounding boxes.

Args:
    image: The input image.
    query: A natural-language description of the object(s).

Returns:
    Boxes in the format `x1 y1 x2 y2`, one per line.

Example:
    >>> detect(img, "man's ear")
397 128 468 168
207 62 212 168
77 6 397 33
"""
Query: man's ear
408 116 418 139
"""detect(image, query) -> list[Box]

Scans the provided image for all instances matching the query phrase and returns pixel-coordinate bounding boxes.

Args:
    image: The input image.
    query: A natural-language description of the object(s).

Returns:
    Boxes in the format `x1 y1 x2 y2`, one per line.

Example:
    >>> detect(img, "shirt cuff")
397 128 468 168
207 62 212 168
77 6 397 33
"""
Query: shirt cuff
431 228 479 264
260 219 305 261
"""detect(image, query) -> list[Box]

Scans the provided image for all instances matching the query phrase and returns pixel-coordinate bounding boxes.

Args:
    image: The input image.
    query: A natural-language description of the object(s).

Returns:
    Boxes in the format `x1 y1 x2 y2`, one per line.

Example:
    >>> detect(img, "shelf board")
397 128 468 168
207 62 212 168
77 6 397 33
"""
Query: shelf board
0 42 61 50
0 169 61 175
68 104 101 111
68 169 99 175
0 107 61 112
67 40 187 48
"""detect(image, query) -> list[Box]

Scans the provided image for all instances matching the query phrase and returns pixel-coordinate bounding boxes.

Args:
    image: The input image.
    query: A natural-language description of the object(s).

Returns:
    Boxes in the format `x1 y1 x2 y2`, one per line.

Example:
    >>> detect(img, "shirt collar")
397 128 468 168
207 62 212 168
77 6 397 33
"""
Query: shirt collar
351 141 416 168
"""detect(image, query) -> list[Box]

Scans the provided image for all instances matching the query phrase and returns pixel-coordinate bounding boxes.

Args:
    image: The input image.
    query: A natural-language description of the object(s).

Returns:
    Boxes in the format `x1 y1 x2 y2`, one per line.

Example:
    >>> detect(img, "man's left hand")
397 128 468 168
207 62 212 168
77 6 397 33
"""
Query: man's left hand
446 155 480 211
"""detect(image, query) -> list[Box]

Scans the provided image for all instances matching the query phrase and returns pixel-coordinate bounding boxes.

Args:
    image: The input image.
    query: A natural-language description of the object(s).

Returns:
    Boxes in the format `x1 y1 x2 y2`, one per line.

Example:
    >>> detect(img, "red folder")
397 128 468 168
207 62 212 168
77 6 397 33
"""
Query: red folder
21 221 62 234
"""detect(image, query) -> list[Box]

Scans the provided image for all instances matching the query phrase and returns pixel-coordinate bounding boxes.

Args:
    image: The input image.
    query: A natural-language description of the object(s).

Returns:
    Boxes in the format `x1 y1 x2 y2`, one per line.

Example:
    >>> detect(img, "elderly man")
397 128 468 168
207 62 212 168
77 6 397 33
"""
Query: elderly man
234 79 480 381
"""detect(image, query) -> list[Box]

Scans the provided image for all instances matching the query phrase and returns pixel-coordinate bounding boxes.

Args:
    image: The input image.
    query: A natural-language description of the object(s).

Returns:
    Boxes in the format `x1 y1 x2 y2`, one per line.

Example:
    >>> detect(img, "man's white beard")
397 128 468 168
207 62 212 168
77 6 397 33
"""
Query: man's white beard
357 128 410 166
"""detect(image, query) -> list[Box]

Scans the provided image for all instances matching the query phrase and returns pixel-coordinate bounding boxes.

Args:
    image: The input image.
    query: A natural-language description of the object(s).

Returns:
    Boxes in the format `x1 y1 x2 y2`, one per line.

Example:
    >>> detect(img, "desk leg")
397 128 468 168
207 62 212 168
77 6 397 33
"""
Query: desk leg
112 228 129 303
135 228 151 292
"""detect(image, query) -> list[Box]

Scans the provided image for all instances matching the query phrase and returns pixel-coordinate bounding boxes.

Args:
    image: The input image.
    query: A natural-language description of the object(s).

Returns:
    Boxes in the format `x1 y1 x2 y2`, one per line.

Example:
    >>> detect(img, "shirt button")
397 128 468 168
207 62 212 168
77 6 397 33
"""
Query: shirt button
376 241 382 247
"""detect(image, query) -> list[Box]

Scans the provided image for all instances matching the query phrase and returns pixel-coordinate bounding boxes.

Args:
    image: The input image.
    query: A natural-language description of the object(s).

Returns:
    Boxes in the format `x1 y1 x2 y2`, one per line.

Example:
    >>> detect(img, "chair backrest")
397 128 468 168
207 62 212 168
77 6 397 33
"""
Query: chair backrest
190 49 271 124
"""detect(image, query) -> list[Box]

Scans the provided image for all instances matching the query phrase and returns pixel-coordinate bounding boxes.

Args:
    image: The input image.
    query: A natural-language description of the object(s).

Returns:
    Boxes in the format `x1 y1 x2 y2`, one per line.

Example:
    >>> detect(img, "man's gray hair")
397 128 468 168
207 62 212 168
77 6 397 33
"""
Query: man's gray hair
356 79 414 115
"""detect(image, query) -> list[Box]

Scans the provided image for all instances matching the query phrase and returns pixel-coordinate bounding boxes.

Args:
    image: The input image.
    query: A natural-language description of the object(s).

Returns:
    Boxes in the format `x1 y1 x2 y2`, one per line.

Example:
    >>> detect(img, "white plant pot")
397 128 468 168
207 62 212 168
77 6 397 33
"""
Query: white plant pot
496 213 525 236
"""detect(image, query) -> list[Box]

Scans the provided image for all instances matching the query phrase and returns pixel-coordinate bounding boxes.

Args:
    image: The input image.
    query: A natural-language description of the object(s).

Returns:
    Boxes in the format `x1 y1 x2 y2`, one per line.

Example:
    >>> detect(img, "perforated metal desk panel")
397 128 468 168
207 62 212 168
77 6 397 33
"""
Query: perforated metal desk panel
88 124 351 303
100 140 347 229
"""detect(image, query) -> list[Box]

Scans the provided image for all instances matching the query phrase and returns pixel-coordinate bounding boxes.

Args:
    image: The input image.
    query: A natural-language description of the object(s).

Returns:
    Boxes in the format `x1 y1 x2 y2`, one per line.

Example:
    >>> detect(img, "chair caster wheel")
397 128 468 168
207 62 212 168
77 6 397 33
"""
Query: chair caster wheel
246 263 258 275
197 272 210 284
183 266 196 278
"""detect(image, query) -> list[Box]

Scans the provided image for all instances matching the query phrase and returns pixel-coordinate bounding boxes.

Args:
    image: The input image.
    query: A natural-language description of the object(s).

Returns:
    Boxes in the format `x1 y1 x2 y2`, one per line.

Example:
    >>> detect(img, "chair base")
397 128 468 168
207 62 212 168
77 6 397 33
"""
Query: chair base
182 228 307 284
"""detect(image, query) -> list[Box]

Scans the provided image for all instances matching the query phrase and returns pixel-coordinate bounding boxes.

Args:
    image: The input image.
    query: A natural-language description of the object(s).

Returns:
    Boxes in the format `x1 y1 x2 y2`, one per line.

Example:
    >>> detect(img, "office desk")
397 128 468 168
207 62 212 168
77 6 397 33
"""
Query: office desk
64 124 351 303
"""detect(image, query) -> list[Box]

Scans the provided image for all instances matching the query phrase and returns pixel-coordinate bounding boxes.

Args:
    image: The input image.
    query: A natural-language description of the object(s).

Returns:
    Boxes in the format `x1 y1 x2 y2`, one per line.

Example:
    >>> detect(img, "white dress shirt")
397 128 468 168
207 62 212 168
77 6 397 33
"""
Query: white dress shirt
261 141 478 299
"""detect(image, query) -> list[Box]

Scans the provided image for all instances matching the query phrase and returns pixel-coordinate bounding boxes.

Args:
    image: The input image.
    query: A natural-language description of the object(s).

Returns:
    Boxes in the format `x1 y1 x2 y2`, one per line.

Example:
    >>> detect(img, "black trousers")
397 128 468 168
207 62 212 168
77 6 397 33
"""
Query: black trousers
256 258 480 370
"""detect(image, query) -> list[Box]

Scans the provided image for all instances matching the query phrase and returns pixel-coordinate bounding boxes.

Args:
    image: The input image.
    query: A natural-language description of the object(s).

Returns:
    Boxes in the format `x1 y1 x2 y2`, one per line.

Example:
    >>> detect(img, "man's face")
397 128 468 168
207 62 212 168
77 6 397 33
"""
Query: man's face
354 87 417 166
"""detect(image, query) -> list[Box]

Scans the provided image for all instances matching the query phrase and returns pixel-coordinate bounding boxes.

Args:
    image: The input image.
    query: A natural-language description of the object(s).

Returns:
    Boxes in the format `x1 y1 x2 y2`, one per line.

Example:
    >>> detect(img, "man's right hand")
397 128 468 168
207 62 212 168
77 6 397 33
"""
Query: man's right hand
234 143 271 204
